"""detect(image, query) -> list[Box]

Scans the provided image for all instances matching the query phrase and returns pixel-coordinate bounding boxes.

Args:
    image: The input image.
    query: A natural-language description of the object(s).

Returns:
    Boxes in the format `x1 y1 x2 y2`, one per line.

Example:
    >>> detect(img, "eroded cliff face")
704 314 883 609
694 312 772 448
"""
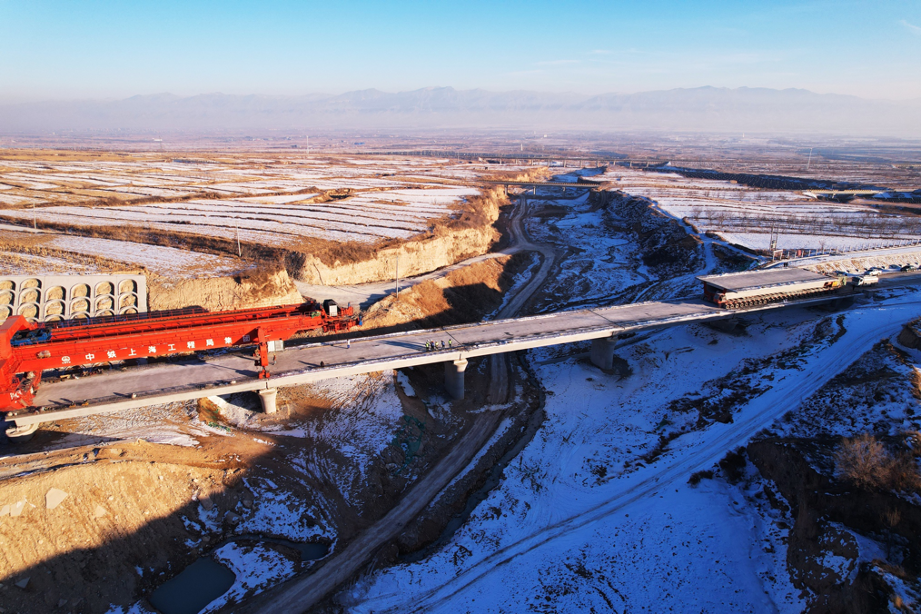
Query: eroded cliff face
292 188 506 285
143 182 529 311
148 268 302 312
594 189 705 277
359 252 532 332
294 225 499 285
747 438 920 614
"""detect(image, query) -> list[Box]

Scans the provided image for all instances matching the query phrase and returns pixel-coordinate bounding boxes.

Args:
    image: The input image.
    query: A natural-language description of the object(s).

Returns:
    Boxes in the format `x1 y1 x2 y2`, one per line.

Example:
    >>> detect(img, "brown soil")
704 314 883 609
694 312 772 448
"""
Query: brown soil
898 318 921 350
147 267 302 312
291 187 510 285
359 252 533 333
0 238 539 613
0 360 505 614
595 190 705 277
0 437 251 613
0 159 541 290
481 166 550 183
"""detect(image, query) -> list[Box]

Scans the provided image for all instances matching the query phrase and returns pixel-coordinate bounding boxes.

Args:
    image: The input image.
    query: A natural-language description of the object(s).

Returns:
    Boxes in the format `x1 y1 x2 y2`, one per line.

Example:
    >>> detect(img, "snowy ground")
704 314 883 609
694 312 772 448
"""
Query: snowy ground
340 288 920 613
0 157 501 281
0 234 244 277
0 186 472 246
10 158 918 611
597 166 919 253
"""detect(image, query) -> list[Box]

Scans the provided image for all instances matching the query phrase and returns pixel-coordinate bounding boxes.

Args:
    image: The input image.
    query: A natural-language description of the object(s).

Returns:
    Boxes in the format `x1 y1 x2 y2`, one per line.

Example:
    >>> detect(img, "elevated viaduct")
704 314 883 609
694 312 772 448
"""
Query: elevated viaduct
7 285 903 437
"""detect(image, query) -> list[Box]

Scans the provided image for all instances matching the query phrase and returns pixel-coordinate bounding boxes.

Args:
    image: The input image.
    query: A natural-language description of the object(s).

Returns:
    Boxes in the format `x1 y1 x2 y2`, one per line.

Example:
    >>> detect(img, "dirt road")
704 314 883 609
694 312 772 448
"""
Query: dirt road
293 190 568 311
242 192 557 613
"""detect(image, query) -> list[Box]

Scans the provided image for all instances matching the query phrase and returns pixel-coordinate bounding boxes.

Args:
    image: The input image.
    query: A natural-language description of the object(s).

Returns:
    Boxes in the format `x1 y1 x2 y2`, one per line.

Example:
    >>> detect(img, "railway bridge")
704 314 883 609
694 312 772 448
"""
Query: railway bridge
3 288 877 437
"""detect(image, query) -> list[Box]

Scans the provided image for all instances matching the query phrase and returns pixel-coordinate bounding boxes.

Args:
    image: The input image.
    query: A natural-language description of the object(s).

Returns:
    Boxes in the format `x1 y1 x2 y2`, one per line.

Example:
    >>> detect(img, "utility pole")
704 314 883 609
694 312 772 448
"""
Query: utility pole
806 147 813 171
235 218 241 257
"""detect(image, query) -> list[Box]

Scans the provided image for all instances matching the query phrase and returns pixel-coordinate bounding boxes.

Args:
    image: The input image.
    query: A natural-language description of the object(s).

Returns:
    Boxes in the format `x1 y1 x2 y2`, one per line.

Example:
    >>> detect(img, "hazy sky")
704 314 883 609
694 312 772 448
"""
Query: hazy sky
1 0 919 102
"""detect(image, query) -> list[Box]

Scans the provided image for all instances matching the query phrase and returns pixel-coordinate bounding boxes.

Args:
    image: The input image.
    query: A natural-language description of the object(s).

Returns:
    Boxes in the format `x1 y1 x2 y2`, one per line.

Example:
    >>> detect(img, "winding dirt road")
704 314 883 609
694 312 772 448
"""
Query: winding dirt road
240 189 567 613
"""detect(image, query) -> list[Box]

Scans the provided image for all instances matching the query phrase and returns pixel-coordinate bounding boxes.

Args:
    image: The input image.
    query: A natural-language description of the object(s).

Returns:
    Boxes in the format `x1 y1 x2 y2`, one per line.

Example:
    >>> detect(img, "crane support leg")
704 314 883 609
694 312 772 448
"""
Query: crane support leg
259 388 278 414
444 358 468 400
590 337 617 371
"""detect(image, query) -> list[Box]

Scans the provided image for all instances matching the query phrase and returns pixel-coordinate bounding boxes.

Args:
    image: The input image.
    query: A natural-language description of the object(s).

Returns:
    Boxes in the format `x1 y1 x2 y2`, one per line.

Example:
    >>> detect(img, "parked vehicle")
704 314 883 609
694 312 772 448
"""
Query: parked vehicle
852 274 879 286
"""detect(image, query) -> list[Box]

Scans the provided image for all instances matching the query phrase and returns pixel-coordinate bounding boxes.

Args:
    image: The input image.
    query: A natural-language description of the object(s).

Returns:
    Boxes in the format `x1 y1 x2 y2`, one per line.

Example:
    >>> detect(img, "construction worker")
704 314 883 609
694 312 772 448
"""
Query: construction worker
448 339 453 348
347 339 351 349
441 340 446 349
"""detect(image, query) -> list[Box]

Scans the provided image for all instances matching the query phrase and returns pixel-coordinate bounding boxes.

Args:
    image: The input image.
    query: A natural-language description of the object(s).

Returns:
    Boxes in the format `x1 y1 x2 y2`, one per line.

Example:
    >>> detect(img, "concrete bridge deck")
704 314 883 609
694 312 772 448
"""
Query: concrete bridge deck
4 292 869 430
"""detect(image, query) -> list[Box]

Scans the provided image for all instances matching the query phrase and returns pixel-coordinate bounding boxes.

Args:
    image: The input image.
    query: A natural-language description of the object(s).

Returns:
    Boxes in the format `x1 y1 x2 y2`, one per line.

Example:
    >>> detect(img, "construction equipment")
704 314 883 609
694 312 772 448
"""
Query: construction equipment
697 269 852 309
1 299 359 413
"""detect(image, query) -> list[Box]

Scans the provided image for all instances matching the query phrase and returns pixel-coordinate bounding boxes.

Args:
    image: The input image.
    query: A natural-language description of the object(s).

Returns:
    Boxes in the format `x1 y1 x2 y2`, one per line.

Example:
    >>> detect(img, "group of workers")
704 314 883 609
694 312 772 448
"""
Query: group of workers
343 337 454 351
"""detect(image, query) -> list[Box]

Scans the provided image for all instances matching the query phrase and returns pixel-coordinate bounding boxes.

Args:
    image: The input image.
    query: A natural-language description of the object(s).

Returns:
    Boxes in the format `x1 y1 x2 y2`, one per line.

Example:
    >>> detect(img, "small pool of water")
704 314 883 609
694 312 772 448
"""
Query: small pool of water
236 534 329 561
148 537 328 614
148 557 235 614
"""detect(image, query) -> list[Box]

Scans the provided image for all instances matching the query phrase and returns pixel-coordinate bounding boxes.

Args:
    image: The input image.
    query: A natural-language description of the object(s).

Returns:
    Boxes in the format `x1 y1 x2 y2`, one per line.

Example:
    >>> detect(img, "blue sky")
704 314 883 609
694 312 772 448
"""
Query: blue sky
1 0 919 101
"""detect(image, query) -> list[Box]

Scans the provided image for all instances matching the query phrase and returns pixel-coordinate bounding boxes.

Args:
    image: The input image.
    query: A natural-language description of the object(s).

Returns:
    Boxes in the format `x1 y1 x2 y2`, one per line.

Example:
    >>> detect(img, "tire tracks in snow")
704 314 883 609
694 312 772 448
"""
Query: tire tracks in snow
364 299 918 613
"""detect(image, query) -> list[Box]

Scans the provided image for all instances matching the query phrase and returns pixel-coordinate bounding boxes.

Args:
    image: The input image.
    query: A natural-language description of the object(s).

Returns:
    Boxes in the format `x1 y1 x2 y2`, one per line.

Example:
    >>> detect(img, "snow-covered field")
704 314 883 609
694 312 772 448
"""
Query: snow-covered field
48 235 242 276
341 289 920 613
0 157 490 252
0 234 244 277
597 166 919 252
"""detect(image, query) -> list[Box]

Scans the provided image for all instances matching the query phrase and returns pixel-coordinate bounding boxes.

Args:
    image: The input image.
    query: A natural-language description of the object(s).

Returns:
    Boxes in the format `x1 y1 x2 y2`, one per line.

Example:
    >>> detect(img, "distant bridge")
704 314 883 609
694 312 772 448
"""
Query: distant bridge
479 180 604 190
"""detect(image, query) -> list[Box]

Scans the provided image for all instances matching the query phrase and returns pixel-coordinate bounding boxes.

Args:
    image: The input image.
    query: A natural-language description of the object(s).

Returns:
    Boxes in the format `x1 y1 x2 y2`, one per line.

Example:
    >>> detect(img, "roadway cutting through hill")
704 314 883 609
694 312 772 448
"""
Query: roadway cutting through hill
236 189 560 613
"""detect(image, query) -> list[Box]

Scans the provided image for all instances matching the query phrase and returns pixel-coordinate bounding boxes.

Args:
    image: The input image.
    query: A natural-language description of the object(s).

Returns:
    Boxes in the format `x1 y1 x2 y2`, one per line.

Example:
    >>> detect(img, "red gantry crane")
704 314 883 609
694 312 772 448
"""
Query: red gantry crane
0 299 360 413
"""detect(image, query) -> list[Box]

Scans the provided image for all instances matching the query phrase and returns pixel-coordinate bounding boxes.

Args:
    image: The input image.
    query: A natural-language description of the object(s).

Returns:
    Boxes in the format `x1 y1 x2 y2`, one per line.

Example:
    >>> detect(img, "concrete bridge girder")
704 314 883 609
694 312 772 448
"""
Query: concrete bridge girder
0 274 147 323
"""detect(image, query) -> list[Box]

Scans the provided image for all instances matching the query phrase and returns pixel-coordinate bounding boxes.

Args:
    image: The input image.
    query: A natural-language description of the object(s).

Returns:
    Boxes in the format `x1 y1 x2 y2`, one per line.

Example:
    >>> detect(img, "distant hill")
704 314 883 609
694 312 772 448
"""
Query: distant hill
0 86 917 137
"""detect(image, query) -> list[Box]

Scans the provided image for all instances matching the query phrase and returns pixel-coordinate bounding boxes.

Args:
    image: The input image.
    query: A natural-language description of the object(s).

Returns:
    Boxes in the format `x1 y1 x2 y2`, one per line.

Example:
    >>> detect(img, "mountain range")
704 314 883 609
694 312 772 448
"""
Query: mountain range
0 87 918 137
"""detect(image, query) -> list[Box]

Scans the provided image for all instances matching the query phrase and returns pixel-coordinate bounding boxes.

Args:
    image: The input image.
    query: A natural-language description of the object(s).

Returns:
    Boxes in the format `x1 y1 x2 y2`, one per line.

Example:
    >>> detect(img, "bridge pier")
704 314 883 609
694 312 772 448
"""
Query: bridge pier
590 337 617 370
259 387 278 414
444 358 469 400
